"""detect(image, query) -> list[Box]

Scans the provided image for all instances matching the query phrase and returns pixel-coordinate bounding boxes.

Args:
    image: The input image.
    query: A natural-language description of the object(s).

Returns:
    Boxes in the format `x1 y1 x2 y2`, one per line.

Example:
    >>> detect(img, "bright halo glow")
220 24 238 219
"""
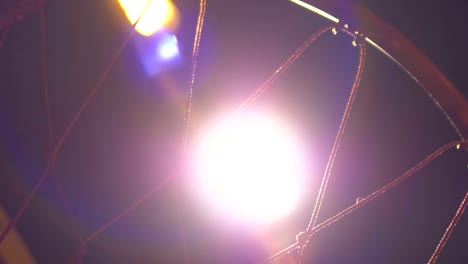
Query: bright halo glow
194 113 307 225
158 35 179 60
118 0 175 36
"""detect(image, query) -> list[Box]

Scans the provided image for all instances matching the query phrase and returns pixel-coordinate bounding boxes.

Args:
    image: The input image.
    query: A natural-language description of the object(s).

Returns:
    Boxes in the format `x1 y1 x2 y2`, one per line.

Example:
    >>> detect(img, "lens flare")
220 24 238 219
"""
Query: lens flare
193 113 307 225
134 31 181 76
158 35 179 60
118 0 177 36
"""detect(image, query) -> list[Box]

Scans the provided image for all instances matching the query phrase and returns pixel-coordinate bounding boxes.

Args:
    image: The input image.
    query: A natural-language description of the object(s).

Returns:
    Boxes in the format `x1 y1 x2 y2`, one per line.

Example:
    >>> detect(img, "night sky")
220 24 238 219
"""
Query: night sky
0 0 467 263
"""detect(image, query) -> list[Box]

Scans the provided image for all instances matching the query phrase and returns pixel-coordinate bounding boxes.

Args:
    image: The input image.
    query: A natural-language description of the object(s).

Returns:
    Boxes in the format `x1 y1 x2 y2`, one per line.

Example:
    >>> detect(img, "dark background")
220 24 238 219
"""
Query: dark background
0 0 467 263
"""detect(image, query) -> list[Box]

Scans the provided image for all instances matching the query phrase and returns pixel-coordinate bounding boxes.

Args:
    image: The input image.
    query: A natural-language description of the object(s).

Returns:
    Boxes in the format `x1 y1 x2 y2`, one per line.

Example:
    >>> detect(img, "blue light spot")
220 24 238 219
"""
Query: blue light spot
158 35 179 60
133 31 182 76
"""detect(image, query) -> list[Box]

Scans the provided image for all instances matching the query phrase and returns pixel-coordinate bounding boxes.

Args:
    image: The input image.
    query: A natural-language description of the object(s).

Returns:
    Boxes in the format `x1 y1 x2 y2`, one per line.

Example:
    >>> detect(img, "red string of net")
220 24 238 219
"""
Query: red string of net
265 140 462 263
229 25 333 117
428 190 468 264
39 8 85 251
0 0 154 248
297 28 366 264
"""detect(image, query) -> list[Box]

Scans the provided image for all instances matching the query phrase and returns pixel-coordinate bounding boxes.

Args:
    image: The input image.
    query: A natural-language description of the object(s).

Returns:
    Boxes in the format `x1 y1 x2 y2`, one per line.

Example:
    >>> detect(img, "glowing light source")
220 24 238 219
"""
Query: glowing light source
157 35 179 60
118 0 177 36
193 113 307 225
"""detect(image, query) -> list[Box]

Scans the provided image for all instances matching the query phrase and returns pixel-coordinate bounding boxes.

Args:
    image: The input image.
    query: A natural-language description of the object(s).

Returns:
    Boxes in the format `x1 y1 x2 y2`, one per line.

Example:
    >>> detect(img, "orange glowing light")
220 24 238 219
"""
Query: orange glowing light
118 0 178 36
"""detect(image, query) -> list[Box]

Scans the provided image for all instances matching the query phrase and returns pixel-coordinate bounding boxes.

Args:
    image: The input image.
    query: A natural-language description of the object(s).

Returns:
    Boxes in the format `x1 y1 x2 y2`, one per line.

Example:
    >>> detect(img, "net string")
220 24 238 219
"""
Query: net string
68 0 209 262
265 140 461 263
428 189 468 264
41 5 84 244
0 0 154 247
229 25 333 118
297 28 367 263
40 8 85 262
40 8 53 149
183 0 207 154
178 0 207 262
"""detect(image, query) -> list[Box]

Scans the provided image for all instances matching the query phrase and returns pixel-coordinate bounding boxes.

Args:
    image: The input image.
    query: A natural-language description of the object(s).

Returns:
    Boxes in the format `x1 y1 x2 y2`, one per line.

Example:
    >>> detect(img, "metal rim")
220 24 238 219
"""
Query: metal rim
290 0 468 142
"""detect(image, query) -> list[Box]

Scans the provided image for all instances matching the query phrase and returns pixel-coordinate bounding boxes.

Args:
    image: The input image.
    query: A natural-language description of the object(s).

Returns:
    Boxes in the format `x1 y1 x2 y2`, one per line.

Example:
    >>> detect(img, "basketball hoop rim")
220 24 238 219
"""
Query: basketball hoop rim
290 0 468 142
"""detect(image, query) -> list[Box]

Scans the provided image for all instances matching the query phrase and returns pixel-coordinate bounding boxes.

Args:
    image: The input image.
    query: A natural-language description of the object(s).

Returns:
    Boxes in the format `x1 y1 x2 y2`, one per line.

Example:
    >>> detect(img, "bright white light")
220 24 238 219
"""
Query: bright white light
289 0 339 23
194 113 307 225
158 35 179 59
118 0 176 36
